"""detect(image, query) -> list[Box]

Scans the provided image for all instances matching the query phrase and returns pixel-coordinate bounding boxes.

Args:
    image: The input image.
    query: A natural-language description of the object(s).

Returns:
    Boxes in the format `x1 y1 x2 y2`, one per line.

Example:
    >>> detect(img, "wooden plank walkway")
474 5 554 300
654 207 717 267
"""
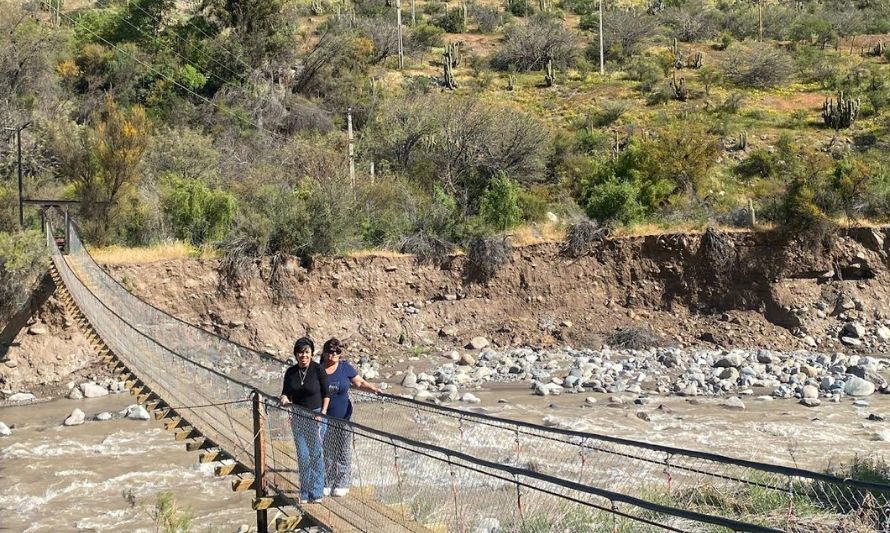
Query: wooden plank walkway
56 257 435 533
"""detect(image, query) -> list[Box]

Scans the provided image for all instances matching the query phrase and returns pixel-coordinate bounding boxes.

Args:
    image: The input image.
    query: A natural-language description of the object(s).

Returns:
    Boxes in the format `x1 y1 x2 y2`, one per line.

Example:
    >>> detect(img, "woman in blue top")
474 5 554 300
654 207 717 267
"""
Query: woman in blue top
320 337 382 497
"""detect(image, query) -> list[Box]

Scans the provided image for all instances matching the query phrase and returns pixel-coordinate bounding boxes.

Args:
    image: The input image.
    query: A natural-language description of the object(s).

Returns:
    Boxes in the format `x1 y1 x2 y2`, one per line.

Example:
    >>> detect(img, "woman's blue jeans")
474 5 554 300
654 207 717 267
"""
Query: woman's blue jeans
290 408 325 500
320 416 353 490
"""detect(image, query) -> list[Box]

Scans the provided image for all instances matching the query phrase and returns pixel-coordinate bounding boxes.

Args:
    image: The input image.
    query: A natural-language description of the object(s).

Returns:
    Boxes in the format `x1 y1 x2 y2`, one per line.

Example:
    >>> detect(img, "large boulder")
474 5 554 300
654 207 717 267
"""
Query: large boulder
7 392 36 403
466 337 490 350
123 405 151 420
844 376 875 397
80 382 109 398
0 422 10 436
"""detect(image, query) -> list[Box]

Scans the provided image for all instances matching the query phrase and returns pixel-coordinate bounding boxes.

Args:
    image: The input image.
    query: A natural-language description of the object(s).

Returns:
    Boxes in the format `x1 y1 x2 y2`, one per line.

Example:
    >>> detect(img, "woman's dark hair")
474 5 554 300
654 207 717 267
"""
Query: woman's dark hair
321 337 343 365
293 337 315 356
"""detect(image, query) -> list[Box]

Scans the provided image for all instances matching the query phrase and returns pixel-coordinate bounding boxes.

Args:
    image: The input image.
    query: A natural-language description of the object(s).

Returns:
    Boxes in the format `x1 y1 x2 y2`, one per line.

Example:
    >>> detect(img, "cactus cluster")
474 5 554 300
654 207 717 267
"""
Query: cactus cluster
737 131 748 151
671 39 703 69
443 42 462 89
822 92 860 130
863 41 885 57
670 73 688 101
545 59 555 87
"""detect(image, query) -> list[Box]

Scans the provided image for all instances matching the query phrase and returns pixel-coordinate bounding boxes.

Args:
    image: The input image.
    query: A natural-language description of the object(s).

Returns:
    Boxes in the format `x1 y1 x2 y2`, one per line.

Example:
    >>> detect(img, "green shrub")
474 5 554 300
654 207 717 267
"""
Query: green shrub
722 42 794 89
624 56 664 92
434 7 467 33
161 175 237 245
583 177 644 224
410 22 445 49
478 174 523 231
0 230 47 323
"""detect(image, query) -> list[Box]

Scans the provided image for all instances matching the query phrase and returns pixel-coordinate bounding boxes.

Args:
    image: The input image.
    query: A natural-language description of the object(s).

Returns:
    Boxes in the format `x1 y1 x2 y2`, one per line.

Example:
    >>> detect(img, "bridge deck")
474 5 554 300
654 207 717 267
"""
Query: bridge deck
58 258 433 533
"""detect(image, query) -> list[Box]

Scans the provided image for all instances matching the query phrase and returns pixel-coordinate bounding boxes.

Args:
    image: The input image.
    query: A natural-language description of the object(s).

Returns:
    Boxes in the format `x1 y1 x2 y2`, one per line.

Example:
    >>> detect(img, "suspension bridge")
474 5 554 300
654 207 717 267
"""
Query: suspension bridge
43 216 890 532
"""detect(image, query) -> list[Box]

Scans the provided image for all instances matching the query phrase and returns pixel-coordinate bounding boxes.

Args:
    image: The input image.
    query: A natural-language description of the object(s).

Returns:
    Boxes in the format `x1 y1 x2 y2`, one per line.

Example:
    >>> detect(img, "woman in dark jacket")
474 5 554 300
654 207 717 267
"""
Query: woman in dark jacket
280 337 329 503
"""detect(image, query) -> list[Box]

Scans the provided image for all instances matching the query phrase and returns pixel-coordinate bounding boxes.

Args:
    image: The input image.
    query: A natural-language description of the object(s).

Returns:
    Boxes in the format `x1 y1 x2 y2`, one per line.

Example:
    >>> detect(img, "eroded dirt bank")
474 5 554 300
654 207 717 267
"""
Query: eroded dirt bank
3 227 890 397
103 228 890 361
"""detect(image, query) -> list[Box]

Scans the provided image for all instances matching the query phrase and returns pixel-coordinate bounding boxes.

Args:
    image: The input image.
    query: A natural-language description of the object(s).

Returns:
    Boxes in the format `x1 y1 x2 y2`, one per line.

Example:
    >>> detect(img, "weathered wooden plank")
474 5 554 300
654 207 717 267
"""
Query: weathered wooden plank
215 463 251 476
231 478 256 492
200 449 231 463
174 427 200 441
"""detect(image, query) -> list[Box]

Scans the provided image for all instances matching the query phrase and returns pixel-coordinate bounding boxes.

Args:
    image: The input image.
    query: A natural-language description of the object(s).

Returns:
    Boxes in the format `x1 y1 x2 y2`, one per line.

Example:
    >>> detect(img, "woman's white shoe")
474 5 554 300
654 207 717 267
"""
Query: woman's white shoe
332 488 349 497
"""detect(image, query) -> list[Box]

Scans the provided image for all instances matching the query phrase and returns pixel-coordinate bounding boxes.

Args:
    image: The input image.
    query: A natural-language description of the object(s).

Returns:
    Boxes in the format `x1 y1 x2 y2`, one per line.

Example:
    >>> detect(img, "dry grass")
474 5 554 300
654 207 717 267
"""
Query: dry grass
346 249 411 259
89 242 216 265
508 221 567 246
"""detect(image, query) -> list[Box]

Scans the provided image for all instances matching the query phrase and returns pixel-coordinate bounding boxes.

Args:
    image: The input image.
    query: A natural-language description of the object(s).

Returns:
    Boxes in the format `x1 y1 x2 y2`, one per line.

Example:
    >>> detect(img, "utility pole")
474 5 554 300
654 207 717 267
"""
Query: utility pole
4 122 31 228
396 0 404 69
347 108 355 194
411 0 416 26
598 0 605 75
758 0 763 42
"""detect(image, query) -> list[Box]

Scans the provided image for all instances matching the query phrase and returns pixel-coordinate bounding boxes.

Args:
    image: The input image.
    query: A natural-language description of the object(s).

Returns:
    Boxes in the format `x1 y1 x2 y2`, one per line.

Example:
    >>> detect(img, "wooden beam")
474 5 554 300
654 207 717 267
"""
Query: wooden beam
215 463 251 477
153 407 174 420
138 392 159 404
174 427 200 441
232 478 256 492
200 449 232 463
274 516 302 532
164 417 186 431
185 438 217 452
251 494 294 510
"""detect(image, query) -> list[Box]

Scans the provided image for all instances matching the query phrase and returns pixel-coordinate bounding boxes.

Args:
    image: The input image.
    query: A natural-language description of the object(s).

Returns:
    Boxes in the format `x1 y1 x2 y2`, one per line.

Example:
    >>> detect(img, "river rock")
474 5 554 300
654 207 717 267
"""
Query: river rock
842 322 866 339
841 337 862 347
458 353 476 366
466 337 489 350
80 382 109 398
68 387 84 400
844 376 875 397
64 408 85 426
678 383 698 397
877 327 890 342
27 324 48 335
460 393 481 404
0 422 10 436
585 396 597 405
7 392 36 403
800 398 821 408
801 385 819 400
96 412 113 421
715 354 743 368
123 405 150 420
853 400 869 408
717 367 739 381
401 370 418 389
723 397 746 410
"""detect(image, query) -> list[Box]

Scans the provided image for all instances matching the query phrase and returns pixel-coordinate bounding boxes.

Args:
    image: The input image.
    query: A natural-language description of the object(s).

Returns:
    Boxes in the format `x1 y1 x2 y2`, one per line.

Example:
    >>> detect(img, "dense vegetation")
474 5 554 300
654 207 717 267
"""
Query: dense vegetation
1 0 889 272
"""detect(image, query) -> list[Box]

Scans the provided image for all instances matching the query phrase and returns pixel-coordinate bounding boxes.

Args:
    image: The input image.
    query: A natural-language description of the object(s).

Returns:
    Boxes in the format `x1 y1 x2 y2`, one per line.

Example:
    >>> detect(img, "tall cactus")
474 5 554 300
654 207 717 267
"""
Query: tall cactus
690 51 703 69
822 91 860 130
670 72 688 101
443 46 457 89
545 59 555 87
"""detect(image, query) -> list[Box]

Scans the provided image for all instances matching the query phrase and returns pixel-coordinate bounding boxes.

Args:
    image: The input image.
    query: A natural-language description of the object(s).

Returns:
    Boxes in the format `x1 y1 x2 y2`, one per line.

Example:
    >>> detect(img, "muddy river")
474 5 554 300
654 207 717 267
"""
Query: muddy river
2 385 888 531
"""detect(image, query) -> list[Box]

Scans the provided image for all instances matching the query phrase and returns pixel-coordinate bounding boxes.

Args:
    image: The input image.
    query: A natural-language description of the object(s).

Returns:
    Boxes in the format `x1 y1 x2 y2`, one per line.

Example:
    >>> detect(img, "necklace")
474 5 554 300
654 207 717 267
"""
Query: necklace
297 366 309 387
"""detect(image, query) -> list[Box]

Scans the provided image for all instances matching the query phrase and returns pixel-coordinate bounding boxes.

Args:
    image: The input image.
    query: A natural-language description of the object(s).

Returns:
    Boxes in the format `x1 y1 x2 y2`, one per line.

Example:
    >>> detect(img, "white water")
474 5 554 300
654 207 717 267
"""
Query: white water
0 395 255 532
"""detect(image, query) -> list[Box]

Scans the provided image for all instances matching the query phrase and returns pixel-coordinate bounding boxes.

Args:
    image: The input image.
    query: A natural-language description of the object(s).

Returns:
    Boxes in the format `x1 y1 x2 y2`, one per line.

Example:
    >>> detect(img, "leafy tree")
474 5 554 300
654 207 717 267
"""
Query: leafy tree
583 177 644 224
74 98 151 244
0 230 47 325
478 174 523 231
162 175 237 245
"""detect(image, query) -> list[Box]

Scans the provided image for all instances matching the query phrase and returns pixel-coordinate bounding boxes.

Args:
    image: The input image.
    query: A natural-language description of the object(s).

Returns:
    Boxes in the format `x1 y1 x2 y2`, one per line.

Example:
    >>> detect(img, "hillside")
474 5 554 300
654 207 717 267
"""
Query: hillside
0 0 888 261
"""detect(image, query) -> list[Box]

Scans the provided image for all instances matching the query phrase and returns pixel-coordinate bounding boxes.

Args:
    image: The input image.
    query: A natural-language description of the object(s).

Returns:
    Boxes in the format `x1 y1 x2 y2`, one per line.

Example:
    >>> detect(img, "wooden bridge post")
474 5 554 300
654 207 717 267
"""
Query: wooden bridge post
252 391 268 533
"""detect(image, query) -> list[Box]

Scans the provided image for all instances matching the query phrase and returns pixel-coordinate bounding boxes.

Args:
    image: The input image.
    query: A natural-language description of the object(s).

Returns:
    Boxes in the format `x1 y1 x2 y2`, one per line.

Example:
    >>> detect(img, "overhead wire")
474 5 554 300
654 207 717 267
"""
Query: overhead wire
40 0 288 142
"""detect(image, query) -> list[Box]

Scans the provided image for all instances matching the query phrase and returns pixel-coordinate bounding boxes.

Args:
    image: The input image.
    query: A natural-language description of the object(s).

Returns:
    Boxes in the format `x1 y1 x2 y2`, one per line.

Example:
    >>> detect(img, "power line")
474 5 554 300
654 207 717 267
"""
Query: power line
122 1 252 81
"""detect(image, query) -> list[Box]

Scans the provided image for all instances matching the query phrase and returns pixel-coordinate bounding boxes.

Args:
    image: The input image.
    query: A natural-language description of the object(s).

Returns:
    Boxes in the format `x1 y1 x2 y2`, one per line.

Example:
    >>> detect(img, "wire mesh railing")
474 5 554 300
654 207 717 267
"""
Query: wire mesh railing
48 220 776 532
51 219 890 532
